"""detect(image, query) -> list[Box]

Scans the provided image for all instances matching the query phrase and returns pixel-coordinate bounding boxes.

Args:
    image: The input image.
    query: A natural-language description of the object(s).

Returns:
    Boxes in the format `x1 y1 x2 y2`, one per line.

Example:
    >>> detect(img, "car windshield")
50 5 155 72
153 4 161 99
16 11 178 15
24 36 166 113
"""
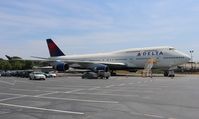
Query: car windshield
34 72 43 74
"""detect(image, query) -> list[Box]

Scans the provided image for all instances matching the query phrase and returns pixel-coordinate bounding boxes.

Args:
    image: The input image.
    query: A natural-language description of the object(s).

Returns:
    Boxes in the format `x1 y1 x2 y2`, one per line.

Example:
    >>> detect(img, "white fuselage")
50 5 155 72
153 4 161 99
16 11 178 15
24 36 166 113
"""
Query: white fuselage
49 46 190 70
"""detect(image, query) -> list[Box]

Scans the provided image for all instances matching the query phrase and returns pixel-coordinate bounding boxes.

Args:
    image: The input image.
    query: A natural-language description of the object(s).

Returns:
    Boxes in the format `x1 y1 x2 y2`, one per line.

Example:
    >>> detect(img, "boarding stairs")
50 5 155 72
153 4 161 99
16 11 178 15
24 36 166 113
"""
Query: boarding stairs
142 58 157 77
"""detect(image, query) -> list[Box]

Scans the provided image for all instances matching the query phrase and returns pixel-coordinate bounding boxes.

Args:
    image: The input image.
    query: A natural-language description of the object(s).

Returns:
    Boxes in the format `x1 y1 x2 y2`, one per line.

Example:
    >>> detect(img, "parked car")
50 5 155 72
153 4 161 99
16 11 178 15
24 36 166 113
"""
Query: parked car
44 72 56 78
82 72 98 79
168 70 175 77
82 70 110 79
29 72 46 80
1 71 11 77
22 70 33 78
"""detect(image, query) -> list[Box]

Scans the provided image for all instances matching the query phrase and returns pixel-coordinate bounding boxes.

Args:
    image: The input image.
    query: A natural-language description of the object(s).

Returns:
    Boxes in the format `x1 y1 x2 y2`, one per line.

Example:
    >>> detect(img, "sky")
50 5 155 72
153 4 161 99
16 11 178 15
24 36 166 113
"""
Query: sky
0 0 199 61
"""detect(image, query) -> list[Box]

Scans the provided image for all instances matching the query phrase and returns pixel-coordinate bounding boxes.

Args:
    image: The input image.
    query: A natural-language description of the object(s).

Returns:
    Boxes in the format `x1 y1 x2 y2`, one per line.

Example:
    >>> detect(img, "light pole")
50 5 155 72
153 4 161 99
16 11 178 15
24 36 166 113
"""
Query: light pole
190 50 194 71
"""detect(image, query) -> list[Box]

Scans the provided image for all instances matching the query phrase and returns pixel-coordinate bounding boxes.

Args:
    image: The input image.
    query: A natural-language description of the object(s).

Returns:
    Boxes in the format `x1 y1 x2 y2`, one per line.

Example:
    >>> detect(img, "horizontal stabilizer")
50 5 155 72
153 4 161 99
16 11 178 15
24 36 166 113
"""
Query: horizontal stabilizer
31 56 49 60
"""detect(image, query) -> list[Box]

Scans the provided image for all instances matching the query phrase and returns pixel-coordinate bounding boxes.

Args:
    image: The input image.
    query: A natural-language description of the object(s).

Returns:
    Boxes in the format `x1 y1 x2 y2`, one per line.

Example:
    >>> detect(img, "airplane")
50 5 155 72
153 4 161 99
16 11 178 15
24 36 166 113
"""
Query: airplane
34 39 191 78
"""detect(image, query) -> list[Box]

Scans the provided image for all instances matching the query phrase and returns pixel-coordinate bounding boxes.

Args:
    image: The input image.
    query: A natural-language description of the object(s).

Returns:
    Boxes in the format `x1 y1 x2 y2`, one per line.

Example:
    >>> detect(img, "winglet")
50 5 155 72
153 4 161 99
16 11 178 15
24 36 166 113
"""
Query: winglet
46 39 65 57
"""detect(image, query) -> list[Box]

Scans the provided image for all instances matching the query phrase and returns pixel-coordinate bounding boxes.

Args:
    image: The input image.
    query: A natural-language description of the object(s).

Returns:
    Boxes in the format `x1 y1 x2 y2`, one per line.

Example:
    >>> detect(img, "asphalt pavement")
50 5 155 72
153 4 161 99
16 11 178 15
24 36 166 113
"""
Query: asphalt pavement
0 75 199 119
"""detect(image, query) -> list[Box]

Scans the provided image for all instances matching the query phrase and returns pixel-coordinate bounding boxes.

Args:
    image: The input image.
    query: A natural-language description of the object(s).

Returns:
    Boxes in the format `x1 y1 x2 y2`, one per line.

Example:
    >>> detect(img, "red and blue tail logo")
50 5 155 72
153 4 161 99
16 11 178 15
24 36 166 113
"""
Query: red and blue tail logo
46 39 65 57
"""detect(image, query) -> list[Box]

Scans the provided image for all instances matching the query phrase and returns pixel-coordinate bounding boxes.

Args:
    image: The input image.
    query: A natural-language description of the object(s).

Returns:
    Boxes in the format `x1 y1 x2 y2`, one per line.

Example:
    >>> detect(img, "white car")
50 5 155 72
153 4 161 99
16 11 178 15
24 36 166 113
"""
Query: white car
29 72 46 80
44 72 56 78
50 72 56 77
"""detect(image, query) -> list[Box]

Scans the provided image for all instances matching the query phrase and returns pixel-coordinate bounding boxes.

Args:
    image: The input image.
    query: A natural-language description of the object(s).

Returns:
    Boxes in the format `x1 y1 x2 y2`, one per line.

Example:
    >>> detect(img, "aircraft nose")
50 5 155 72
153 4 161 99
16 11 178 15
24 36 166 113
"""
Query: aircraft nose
182 54 191 62
177 50 191 62
185 55 191 61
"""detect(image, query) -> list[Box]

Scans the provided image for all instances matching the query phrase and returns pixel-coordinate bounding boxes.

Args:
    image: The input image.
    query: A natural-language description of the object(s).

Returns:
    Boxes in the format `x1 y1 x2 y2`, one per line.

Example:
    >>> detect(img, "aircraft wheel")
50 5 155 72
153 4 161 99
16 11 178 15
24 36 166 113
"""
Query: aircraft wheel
164 71 168 77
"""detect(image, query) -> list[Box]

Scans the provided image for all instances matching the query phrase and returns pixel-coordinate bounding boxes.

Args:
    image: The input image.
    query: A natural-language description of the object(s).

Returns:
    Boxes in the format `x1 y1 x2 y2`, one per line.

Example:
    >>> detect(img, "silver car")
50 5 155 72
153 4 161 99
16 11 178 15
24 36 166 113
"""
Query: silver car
29 72 46 80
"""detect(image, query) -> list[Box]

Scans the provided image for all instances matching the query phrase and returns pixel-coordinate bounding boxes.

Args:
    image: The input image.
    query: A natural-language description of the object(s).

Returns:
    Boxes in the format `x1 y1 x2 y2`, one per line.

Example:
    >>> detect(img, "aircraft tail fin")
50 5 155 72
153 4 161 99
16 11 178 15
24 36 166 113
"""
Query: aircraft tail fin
46 39 65 57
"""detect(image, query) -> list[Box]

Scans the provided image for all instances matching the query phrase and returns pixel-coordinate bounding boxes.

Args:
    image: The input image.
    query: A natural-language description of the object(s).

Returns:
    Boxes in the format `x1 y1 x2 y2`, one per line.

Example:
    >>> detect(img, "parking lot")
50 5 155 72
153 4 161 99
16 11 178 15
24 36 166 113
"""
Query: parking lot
0 75 199 119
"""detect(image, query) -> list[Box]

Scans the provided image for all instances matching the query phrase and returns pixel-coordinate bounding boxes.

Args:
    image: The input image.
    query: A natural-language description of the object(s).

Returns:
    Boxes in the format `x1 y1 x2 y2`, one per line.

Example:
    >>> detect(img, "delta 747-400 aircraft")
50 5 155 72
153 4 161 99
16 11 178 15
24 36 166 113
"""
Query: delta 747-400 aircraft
35 39 190 78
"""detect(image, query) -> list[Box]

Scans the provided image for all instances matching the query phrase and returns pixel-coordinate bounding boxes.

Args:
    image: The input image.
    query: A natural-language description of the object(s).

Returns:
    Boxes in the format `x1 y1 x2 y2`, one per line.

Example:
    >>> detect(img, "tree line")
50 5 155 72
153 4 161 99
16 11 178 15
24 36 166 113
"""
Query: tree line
0 59 49 70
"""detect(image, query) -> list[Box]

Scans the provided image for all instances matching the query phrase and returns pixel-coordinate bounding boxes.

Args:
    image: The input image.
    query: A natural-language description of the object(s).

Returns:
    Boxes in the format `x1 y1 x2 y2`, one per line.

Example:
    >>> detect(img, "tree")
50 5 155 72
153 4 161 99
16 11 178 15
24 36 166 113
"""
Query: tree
0 60 12 70
23 61 33 69
12 61 23 70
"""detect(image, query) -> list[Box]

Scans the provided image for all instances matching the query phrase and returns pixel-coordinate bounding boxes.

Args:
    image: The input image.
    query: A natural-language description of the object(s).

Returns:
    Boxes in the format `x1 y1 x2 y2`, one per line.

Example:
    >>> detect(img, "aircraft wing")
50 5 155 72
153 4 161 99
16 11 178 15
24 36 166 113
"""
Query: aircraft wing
31 56 126 69
31 56 49 60
59 60 126 69
64 60 125 65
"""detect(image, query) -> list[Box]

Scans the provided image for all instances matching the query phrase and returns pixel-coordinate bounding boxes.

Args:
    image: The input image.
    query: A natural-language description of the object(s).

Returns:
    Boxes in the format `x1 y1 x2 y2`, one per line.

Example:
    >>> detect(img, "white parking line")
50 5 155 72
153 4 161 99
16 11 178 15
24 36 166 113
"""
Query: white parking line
128 83 135 85
67 92 139 97
0 92 28 96
128 111 166 119
0 80 16 85
34 91 59 97
93 89 154 93
11 88 53 92
0 103 84 115
118 83 125 86
0 96 27 102
37 96 118 104
64 89 83 93
0 92 119 103
143 113 165 118
46 86 96 88
87 87 101 90
12 88 84 94
44 87 80 90
105 85 115 88
0 92 118 104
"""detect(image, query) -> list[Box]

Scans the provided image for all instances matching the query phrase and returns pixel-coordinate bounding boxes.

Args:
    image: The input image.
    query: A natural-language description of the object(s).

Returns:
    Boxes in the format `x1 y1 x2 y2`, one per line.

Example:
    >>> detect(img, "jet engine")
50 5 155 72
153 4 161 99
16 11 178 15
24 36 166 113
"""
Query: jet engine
90 64 109 72
53 61 69 71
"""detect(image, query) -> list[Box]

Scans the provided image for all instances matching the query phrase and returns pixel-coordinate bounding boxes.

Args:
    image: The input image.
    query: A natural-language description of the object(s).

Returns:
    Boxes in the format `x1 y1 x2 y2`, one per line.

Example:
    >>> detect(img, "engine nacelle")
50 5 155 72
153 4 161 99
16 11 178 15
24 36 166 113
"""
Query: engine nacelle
53 62 69 71
90 64 109 73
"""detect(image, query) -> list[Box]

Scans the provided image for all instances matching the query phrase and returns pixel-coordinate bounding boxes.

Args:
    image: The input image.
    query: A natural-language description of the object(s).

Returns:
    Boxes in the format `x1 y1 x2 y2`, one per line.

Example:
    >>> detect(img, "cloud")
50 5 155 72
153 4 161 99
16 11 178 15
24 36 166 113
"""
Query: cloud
0 0 199 60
